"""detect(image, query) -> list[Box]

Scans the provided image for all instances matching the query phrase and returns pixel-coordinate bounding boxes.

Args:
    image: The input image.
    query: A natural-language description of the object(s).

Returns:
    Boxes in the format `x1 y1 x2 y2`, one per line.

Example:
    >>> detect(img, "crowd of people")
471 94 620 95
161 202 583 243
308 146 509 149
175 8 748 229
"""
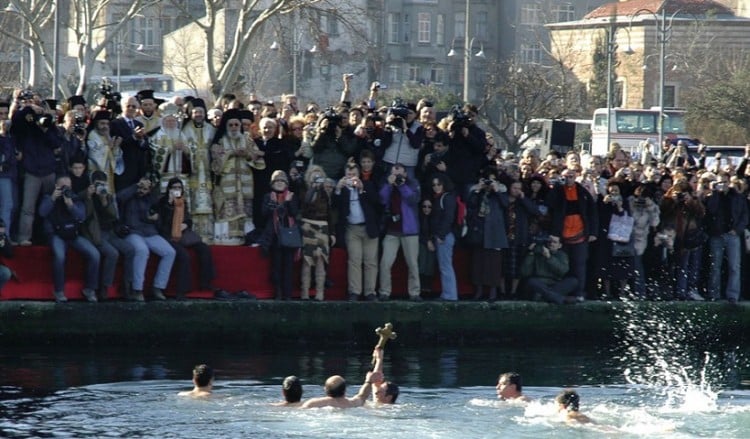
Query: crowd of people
1 74 749 303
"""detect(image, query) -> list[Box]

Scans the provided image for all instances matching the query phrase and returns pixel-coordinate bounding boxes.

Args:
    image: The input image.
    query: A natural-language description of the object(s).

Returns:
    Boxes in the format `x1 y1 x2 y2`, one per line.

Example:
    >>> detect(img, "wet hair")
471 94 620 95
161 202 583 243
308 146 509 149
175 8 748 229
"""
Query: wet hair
499 372 523 393
282 375 303 403
556 389 580 411
193 364 214 387
384 382 400 404
325 377 346 398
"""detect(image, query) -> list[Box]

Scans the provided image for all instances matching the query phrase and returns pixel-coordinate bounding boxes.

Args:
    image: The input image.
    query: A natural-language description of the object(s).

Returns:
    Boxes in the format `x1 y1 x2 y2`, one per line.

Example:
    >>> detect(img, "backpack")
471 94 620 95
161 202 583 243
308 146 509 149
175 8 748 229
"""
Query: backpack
440 193 468 238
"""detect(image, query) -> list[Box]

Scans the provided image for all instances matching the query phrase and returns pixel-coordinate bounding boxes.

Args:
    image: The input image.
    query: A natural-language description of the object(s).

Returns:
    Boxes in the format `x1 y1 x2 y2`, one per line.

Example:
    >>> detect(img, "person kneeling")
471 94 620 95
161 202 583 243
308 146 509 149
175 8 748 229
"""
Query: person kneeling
520 235 578 304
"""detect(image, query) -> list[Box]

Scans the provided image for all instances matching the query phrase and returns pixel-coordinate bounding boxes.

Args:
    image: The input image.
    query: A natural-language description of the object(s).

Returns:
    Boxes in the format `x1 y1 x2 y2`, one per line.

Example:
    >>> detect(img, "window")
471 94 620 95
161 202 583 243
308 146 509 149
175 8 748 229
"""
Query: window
454 12 465 39
475 12 487 40
418 13 431 43
552 4 575 22
321 9 339 36
132 17 156 48
404 14 410 42
388 13 400 44
389 65 400 84
436 14 445 45
520 43 542 64
520 3 541 25
664 85 676 108
408 65 420 82
430 67 444 84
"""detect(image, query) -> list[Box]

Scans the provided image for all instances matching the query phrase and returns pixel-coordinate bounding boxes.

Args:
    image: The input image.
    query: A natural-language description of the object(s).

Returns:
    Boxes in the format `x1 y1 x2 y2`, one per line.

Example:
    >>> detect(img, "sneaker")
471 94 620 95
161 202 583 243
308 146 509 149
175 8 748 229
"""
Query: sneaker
152 288 167 301
132 291 145 302
235 290 257 300
379 294 390 301
686 291 705 301
364 294 378 302
81 288 98 303
19 240 32 247
348 293 359 302
53 290 67 303
214 289 233 301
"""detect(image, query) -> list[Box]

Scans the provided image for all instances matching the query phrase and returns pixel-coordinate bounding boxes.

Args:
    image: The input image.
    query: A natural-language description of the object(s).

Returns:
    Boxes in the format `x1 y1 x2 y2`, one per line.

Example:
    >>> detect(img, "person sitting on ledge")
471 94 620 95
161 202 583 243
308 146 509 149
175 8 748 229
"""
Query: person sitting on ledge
520 235 579 305
496 372 531 402
556 389 592 424
301 370 381 409
178 364 214 398
272 375 303 407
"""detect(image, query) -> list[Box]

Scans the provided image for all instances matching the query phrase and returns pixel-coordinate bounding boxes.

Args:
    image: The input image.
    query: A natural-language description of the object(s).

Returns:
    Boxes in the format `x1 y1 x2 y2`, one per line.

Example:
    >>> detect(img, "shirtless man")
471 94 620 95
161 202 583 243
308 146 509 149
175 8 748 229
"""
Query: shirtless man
272 375 303 407
496 372 531 402
301 370 382 409
371 348 399 404
178 364 214 398
556 389 592 424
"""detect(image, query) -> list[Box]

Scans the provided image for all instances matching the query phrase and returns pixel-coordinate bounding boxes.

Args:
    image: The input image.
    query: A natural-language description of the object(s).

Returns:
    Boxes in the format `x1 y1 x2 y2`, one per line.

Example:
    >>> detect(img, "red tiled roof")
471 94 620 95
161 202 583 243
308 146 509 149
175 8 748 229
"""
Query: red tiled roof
585 0 734 19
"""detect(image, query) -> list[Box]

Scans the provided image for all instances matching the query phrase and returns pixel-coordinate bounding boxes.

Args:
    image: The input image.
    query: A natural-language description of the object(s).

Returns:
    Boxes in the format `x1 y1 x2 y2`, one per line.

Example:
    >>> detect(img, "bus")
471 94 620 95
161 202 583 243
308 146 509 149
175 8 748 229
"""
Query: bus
591 107 688 157
520 118 592 158
86 74 174 102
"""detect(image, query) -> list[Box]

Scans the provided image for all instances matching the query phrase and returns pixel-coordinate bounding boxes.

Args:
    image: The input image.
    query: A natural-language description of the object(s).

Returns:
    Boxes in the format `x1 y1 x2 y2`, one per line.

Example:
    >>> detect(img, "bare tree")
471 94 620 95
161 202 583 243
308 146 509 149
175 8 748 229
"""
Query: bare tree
0 0 54 90
168 0 370 100
479 59 580 151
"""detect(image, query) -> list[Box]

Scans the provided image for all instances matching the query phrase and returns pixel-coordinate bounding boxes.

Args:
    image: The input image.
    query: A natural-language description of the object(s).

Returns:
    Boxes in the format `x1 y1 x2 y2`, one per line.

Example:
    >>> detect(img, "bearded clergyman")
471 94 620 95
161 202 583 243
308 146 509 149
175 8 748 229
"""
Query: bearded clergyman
210 109 265 245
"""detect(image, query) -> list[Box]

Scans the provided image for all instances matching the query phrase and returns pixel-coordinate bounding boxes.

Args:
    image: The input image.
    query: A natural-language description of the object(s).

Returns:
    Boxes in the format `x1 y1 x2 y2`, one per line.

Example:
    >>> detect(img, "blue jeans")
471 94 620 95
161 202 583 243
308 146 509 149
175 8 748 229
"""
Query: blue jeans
708 233 741 301
50 235 100 292
0 264 11 291
0 177 15 232
436 232 458 300
563 241 589 297
125 234 176 290
675 246 702 299
101 230 135 286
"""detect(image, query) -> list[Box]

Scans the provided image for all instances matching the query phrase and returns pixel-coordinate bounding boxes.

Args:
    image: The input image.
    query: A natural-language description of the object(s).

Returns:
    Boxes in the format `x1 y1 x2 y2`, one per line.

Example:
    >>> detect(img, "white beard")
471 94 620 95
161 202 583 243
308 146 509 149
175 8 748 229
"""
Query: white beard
228 130 243 140
163 127 181 140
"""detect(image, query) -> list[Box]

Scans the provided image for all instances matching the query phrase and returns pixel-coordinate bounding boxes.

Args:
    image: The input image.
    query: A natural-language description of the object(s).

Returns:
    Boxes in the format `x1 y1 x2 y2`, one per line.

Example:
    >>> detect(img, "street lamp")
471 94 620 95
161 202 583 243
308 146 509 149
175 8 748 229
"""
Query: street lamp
52 0 60 99
270 34 317 97
627 4 680 150
447 37 485 102
605 23 617 152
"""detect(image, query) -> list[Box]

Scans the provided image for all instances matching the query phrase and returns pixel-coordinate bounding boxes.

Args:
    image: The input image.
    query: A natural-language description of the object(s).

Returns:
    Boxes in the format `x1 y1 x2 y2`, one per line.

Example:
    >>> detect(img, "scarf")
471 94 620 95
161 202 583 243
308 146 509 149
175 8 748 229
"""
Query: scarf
171 197 185 241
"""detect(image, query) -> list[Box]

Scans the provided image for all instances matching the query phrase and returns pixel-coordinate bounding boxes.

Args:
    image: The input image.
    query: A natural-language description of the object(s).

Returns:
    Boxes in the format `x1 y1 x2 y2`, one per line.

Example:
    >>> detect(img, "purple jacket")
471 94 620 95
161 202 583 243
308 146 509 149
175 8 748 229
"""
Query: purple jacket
379 177 420 235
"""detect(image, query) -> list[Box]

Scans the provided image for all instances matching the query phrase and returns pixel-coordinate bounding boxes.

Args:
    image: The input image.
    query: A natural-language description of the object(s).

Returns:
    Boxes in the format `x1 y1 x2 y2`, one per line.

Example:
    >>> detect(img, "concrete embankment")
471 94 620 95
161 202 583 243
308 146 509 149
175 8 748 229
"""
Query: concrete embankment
0 300 747 346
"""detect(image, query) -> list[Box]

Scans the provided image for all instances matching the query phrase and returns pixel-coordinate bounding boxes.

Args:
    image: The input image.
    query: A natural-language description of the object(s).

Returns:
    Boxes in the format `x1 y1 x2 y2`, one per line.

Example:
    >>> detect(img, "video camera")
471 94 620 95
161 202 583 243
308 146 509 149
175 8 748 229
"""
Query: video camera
36 114 56 129
449 105 470 131
98 77 122 115
387 98 411 120
320 107 341 134
17 89 34 102
73 112 86 135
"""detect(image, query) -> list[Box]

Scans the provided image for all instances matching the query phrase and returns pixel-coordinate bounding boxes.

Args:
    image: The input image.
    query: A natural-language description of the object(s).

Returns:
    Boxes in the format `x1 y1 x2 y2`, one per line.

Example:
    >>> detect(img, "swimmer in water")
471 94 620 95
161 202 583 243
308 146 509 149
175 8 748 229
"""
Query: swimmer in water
371 347 399 404
556 389 592 424
178 364 214 398
301 370 382 409
272 375 303 407
496 372 531 402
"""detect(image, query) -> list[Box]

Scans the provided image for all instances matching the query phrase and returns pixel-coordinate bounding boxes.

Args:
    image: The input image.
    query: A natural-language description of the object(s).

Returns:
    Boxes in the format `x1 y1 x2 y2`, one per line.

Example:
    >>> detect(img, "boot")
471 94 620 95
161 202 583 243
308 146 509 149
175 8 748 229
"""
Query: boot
130 290 145 302
473 285 484 301
152 288 166 301
53 290 68 303
82 288 98 303
274 287 282 300
488 287 498 303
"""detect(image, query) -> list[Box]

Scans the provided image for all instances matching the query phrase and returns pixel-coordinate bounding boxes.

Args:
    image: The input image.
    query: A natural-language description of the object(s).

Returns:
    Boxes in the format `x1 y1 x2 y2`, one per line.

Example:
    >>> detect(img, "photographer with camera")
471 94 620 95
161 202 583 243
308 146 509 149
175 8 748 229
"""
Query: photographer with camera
299 165 337 301
377 163 421 301
0 107 18 234
355 113 392 165
111 96 150 192
447 105 488 199
659 181 706 301
10 89 61 246
382 100 422 181
117 173 176 301
79 170 135 301
421 132 462 196
704 172 747 303
39 174 101 303
465 174 509 302
56 110 86 176
520 235 577 304
312 108 351 180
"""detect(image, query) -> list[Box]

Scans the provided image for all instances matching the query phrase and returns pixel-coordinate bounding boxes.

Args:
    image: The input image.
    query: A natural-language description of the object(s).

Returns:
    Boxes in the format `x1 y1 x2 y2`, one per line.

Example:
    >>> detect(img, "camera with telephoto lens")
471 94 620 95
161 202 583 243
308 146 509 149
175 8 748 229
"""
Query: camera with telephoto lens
74 113 87 135
428 153 442 167
98 77 122 115
532 234 550 246
387 98 411 120
394 175 405 185
95 182 108 195
449 105 470 131
61 186 73 199
36 114 55 129
314 176 325 185
481 178 493 186
17 89 34 102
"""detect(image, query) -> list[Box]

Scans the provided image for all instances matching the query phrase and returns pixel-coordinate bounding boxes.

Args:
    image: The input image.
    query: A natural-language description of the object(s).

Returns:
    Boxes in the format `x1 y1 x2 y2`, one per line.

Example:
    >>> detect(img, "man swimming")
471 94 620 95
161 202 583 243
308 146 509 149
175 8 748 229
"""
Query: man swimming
496 372 531 402
371 348 399 404
556 389 592 424
272 375 303 407
178 364 214 398
301 370 382 409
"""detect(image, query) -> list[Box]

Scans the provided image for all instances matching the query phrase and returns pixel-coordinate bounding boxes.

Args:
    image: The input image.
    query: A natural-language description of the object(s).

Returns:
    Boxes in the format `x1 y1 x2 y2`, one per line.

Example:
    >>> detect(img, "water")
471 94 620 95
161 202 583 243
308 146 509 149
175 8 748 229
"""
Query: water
2 297 750 437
